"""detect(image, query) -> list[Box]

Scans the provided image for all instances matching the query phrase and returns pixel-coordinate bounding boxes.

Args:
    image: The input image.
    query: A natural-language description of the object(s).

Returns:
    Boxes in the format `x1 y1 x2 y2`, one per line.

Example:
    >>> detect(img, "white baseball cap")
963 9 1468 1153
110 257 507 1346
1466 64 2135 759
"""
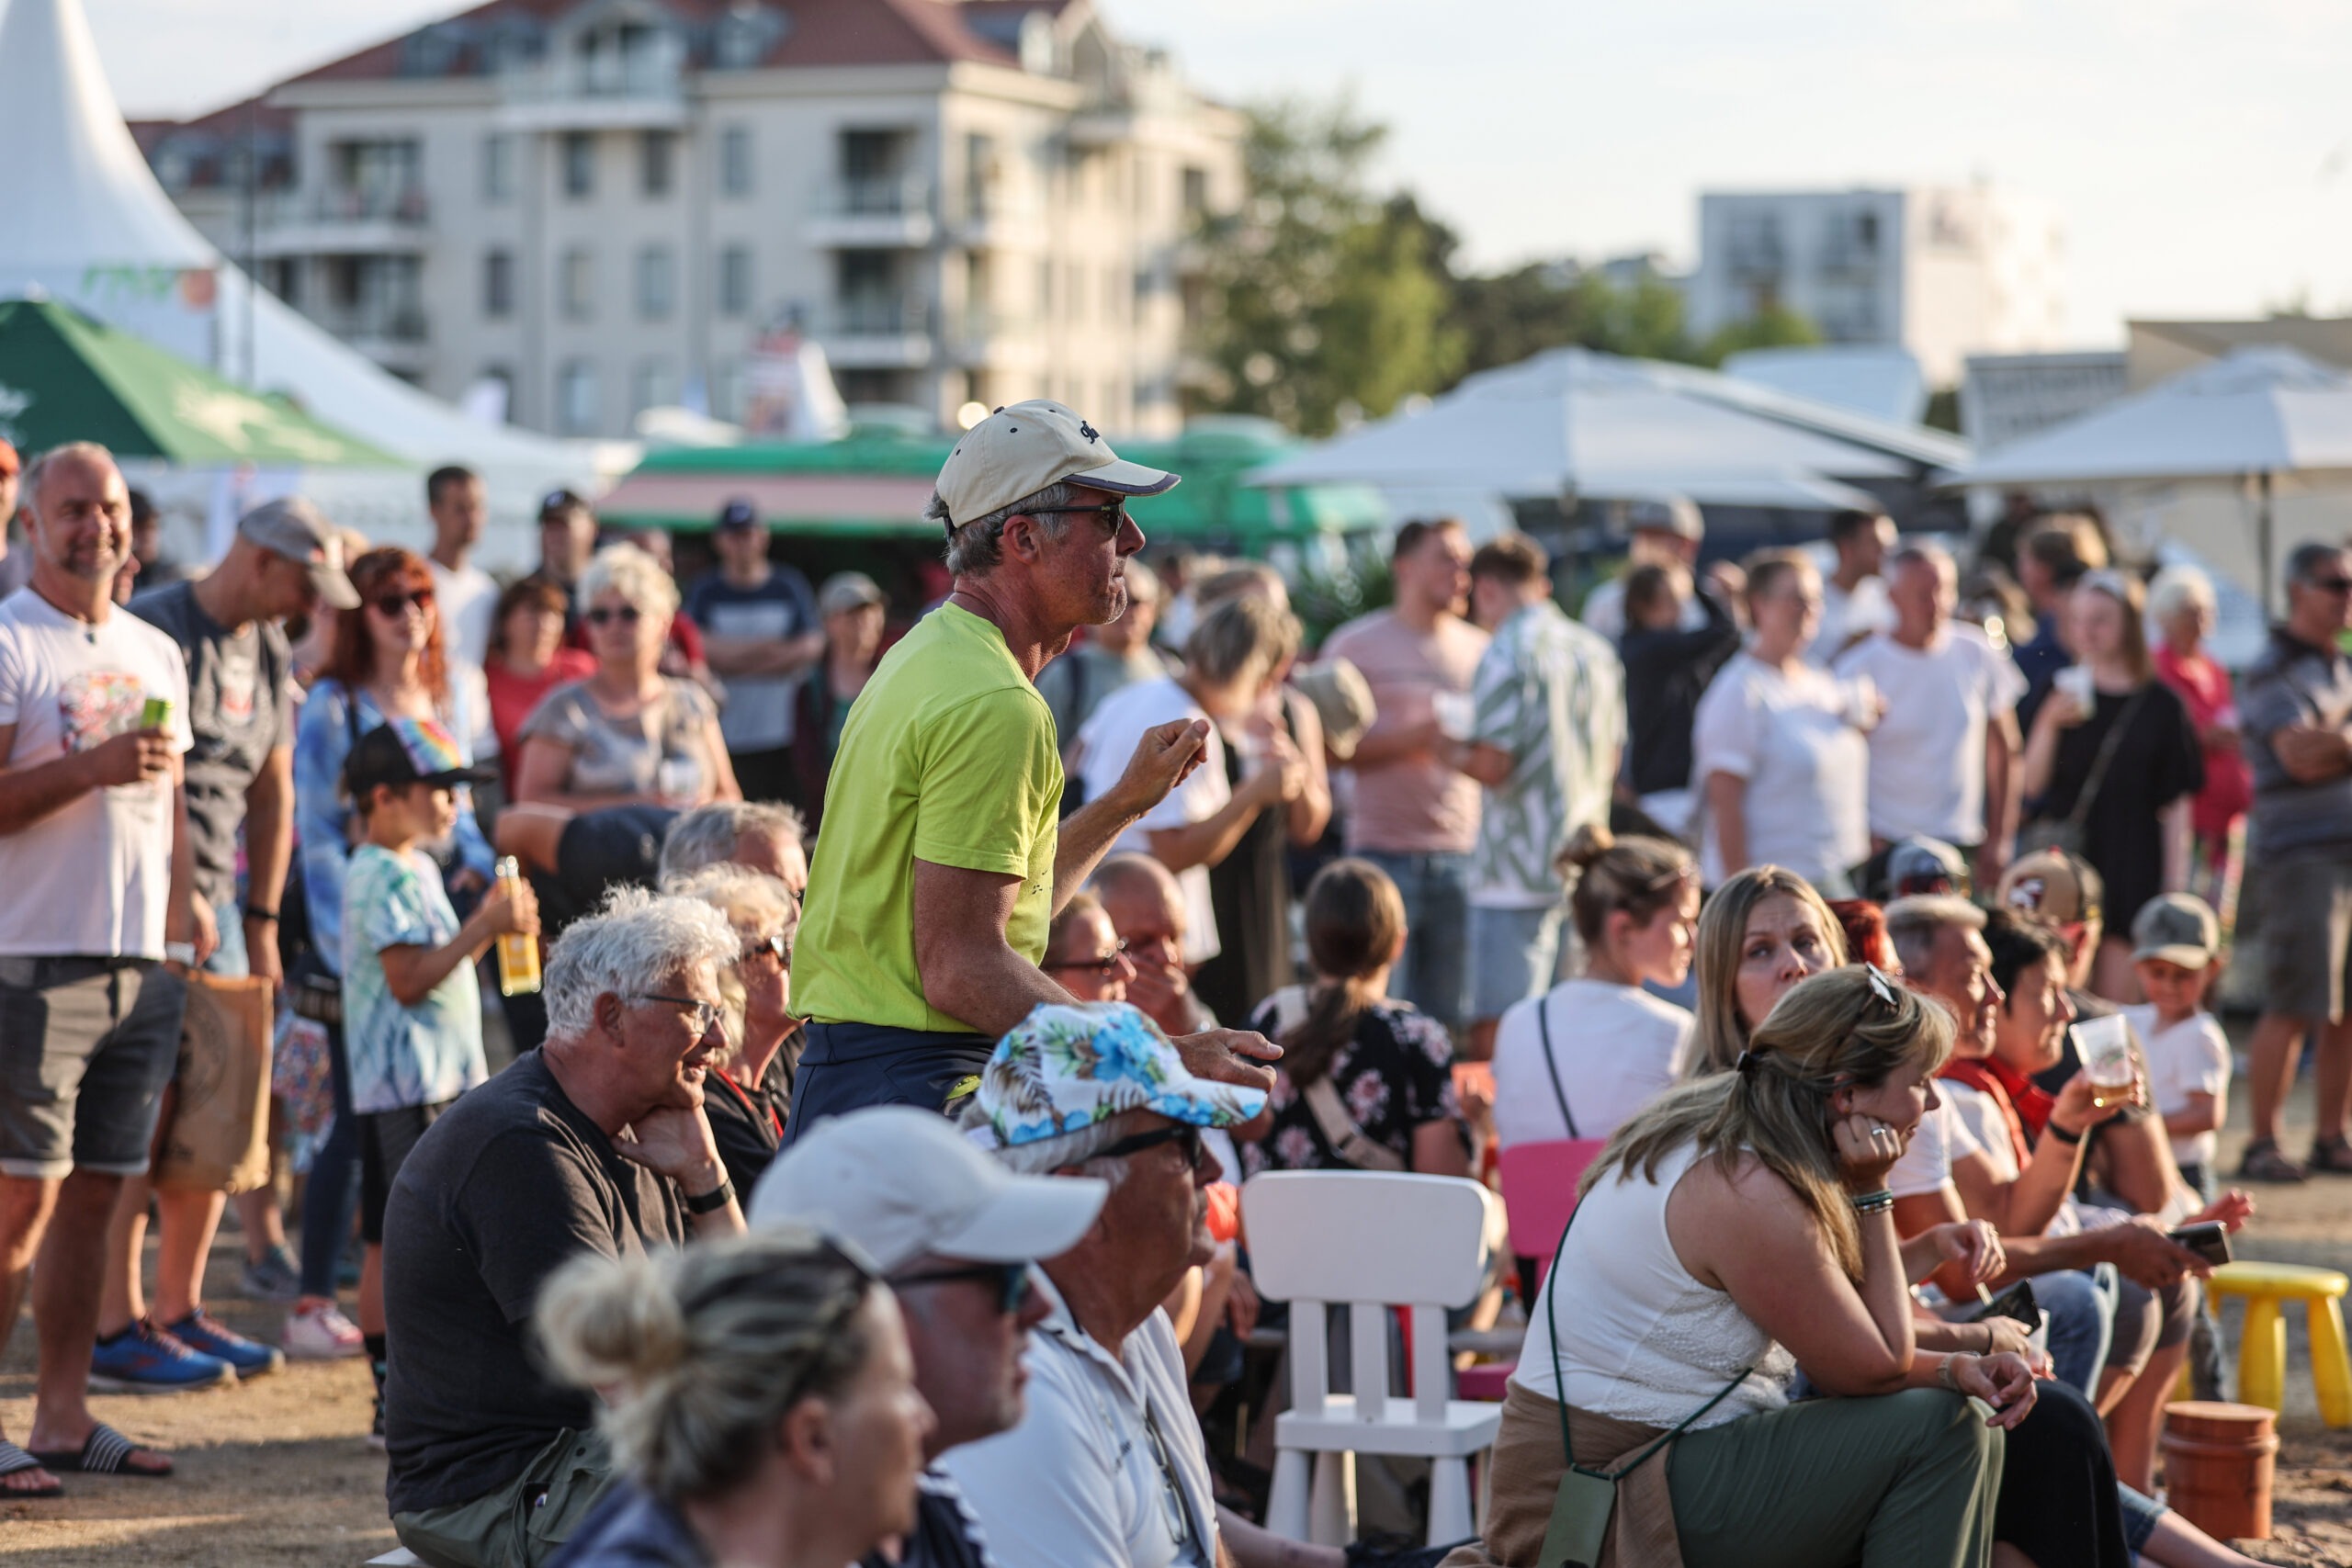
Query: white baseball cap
936 400 1178 532
748 1106 1107 1273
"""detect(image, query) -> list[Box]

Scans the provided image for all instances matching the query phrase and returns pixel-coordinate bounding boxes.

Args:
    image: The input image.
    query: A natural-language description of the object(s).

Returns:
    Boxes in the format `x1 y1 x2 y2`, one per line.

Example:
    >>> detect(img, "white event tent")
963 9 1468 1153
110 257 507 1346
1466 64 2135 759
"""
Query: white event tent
0 0 604 567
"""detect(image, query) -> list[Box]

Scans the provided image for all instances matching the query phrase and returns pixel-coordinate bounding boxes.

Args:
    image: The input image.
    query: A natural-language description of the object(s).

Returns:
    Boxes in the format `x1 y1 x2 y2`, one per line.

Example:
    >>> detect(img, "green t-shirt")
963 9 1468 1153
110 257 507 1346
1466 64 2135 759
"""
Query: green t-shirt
795 603 1062 1032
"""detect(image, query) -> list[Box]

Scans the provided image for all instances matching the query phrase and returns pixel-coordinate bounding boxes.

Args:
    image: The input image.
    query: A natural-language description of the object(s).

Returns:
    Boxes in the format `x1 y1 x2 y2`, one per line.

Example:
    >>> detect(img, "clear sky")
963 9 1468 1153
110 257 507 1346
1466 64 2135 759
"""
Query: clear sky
87 0 2352 346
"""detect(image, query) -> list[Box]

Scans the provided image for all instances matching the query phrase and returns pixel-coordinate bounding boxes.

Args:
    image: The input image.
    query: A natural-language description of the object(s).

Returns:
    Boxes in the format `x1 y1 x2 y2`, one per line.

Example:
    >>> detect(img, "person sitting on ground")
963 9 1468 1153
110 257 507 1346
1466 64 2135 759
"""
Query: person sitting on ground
1449 967 2035 1568
658 797 809 897
1240 858 1468 1179
669 863 802 1194
338 718 539 1447
537 1229 934 1568
515 544 741 813
381 888 748 1568
748 1106 1110 1568
1492 826 1698 1154
1680 863 1849 1078
1091 852 1217 1036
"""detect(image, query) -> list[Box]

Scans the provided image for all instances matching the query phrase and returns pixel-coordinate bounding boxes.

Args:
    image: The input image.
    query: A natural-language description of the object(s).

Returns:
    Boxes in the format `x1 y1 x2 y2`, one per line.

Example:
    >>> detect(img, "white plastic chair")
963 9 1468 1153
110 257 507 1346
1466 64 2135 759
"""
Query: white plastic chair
1243 1169 1504 1548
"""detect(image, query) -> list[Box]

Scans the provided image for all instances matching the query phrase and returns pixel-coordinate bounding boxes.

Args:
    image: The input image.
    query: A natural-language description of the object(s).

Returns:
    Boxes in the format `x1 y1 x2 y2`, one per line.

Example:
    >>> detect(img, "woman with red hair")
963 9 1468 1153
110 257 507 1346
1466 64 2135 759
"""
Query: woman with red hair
288 547 494 1363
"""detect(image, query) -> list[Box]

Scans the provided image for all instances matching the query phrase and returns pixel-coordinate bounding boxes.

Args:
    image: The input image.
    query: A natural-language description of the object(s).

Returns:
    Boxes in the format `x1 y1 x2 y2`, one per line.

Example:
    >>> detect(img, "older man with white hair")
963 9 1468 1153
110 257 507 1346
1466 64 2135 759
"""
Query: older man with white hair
381 887 747 1568
658 796 808 897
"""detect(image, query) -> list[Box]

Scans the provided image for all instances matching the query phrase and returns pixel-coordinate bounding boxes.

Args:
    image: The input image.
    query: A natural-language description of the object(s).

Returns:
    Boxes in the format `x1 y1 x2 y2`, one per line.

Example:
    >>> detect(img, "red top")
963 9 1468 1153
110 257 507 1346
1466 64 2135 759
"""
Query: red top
2154 643 2255 841
1939 1055 2046 1168
485 649 596 794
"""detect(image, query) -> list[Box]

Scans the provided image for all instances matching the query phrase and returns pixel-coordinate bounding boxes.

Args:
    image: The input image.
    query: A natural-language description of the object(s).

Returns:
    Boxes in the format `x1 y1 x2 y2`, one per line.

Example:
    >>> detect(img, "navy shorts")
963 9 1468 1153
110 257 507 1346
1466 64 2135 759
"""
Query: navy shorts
778 1022 994 1148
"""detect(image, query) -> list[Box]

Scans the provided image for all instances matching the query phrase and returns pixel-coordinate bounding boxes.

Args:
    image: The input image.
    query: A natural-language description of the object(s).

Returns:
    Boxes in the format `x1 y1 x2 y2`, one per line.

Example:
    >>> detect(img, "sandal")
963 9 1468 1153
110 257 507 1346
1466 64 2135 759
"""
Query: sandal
2239 1139 2309 1184
2310 1137 2352 1176
0 1441 62 1498
30 1423 170 1477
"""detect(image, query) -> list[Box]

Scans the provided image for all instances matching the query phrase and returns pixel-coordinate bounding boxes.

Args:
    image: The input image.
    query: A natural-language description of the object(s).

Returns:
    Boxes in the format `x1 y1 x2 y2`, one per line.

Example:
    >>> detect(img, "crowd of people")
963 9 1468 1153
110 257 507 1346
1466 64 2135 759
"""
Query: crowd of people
0 400 2344 1568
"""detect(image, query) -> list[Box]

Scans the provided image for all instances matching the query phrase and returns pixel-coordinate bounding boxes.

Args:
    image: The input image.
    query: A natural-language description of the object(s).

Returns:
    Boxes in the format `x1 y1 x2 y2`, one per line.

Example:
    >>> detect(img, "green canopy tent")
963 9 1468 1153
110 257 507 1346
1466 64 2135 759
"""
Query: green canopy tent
0 298 401 467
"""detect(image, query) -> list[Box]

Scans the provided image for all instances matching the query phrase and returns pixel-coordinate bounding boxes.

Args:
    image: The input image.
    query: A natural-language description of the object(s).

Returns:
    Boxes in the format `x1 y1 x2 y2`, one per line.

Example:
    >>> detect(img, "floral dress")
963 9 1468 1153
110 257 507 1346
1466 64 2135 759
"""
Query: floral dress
1240 993 1461 1176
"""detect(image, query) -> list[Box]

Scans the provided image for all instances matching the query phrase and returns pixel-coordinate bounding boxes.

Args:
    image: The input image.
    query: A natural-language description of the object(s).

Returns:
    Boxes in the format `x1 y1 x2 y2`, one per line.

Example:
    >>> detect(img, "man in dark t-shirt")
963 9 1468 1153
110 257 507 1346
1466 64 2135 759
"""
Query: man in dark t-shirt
383 890 748 1568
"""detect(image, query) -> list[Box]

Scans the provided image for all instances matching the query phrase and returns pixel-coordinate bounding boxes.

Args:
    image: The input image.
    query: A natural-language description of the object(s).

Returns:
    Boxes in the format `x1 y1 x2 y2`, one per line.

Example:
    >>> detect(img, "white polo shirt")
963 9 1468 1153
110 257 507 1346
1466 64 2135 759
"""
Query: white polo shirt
939 1272 1217 1568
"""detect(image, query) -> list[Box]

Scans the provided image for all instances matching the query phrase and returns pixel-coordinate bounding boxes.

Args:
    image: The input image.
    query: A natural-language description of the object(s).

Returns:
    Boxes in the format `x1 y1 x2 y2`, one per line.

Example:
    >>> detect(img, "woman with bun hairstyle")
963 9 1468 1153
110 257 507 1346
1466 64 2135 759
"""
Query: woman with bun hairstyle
1491 825 1700 1152
536 1230 933 1568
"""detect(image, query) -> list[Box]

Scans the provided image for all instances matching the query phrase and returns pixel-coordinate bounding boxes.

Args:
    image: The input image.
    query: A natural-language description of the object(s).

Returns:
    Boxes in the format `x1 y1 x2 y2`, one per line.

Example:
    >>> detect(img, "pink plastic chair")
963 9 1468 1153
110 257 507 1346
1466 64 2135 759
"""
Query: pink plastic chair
1453 1139 1608 1402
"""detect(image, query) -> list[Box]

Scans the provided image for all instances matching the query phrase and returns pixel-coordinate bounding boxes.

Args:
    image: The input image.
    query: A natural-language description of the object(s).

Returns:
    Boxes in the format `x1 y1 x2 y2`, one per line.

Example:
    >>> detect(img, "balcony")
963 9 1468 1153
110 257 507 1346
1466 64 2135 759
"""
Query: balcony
817 299 933 370
313 303 430 374
949 186 1044 250
494 51 686 130
807 176 936 249
255 186 431 257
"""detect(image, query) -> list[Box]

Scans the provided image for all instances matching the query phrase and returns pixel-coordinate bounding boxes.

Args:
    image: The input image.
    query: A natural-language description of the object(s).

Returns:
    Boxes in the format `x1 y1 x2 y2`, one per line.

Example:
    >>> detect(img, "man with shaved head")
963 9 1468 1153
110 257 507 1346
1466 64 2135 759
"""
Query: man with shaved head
0 443 198 1492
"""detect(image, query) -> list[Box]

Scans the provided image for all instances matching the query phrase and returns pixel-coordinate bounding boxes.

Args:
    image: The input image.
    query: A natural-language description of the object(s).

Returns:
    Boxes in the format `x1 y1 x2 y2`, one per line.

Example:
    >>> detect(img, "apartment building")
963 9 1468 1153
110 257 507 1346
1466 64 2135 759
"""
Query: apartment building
132 0 1242 439
1687 184 2066 387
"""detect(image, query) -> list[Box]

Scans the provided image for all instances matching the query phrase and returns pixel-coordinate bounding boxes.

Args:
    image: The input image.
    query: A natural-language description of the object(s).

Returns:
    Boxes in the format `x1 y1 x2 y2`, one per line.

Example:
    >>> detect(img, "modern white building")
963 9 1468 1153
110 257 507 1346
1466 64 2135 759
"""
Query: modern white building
1687 185 2066 388
130 0 1243 441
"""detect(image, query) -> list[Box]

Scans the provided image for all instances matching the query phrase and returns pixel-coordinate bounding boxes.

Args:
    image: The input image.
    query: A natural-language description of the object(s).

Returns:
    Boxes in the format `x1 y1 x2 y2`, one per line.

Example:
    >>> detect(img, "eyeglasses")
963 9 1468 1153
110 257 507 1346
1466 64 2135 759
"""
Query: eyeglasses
1093 1122 1205 1168
627 993 723 1034
2301 576 2352 595
1044 941 1129 976
1140 1408 1193 1551
585 604 643 626
889 1259 1036 1316
1030 501 1132 536
740 932 792 969
368 588 435 617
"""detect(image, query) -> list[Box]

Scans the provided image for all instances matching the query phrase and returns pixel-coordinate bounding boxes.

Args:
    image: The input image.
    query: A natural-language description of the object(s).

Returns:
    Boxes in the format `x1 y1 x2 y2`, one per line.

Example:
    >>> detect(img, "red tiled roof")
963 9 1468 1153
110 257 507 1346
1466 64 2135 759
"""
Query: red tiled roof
280 0 1015 87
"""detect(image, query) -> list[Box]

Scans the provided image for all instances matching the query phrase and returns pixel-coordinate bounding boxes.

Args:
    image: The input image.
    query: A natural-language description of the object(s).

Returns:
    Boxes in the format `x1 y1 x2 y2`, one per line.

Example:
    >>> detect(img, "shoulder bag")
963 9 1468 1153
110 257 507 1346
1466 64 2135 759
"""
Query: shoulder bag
1264 984 1409 1174
2018 684 2147 860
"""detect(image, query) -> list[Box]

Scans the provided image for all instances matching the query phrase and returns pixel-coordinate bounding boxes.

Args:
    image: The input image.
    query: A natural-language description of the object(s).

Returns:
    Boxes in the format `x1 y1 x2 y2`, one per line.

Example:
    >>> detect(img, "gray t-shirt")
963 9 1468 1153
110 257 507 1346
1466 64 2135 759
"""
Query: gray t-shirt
517 677 718 800
2240 626 2352 856
129 581 294 908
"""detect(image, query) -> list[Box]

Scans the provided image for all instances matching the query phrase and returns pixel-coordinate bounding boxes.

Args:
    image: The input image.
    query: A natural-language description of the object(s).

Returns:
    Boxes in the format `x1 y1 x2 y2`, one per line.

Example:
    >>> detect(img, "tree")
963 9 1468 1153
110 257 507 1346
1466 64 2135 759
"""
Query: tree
1692 305 1822 367
1191 98 1462 435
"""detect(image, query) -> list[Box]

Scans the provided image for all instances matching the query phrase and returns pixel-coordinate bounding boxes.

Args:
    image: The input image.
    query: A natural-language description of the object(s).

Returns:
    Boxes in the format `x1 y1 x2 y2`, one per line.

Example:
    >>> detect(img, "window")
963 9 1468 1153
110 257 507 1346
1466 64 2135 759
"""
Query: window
636 245 674 321
558 360 600 434
471 365 514 423
630 360 676 417
639 130 673 197
560 246 595 319
718 245 753 318
482 249 514 318
719 127 752 197
561 131 595 198
1181 165 1208 216
482 134 515 204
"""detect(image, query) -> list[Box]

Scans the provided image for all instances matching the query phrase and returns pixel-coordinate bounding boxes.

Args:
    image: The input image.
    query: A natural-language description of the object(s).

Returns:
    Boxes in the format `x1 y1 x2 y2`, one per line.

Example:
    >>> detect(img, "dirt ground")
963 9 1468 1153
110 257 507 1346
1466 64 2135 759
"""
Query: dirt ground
4 1059 2352 1564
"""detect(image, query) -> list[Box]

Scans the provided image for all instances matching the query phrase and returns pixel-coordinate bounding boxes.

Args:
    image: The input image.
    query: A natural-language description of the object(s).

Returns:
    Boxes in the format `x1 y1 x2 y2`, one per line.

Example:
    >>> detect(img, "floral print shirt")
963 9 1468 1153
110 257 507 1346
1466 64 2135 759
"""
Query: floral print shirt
1241 995 1460 1176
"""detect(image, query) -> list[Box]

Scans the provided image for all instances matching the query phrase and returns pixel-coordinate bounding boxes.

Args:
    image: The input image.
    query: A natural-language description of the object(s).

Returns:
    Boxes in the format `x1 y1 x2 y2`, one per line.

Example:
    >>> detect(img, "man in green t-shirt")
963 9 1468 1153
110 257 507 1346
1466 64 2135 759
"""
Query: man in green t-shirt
786 401 1279 1141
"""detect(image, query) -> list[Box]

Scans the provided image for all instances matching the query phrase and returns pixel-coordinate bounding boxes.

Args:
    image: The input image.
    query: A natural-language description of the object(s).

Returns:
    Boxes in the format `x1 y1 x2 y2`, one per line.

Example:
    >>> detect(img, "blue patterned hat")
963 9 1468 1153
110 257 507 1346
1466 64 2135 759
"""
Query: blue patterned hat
970 1002 1266 1152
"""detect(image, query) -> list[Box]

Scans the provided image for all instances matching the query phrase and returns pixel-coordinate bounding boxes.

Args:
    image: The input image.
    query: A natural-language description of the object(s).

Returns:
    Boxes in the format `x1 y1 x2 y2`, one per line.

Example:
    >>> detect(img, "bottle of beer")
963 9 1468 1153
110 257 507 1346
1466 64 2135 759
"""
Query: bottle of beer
492 855 540 997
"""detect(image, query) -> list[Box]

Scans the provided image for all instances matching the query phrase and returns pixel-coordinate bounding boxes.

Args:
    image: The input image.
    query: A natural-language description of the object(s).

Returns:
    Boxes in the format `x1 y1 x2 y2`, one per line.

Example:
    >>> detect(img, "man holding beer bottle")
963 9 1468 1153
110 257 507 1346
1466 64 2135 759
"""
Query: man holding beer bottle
0 442 196 1493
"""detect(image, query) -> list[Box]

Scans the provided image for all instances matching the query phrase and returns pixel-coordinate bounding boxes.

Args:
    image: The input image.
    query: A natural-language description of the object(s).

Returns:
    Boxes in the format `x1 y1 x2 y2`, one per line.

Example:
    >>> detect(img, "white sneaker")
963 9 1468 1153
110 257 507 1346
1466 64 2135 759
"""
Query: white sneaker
282 1303 365 1361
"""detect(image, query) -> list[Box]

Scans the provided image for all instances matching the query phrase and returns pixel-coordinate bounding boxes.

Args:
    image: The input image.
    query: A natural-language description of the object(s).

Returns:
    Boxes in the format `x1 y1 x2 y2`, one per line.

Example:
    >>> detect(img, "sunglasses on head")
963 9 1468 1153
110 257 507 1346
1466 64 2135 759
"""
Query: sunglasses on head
368 587 435 617
889 1258 1036 1316
585 604 643 626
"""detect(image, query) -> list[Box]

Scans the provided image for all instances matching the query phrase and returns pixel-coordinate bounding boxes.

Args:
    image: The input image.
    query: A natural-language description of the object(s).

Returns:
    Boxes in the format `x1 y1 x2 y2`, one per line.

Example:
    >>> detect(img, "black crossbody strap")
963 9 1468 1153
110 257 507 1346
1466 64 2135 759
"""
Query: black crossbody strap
1533 993 1580 1141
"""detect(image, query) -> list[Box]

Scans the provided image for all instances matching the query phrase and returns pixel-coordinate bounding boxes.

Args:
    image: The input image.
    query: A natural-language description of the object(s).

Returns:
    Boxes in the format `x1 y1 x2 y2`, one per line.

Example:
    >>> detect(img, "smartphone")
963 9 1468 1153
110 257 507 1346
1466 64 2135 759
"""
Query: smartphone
1966 1279 2039 1329
2168 1222 2231 1268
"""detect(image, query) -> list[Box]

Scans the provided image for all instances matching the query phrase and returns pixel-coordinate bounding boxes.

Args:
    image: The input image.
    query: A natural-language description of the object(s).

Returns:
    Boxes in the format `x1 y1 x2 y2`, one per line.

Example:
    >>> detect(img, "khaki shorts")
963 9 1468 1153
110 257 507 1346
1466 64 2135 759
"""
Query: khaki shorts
2259 851 2352 1023
0 959 185 1180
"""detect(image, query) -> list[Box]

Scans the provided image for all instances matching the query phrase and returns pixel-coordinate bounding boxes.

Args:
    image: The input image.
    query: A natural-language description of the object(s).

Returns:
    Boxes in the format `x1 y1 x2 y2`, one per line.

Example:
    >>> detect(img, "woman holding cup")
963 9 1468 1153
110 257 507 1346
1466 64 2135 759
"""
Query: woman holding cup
2018 570 2204 1000
513 544 740 811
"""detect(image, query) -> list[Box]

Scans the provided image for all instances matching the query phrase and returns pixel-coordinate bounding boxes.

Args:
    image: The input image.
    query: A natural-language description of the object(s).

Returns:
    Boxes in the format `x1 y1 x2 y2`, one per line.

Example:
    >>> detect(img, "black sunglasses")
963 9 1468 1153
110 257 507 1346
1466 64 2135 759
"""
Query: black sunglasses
740 932 792 968
889 1259 1036 1316
2302 576 2352 594
1030 501 1131 535
585 604 643 626
1093 1122 1205 1168
368 588 435 617
1044 940 1128 977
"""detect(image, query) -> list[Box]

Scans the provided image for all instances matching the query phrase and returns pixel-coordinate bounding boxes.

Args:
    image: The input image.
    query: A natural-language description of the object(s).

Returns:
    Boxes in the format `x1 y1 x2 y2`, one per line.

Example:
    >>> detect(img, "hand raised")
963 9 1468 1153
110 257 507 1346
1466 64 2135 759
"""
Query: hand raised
1109 718 1209 816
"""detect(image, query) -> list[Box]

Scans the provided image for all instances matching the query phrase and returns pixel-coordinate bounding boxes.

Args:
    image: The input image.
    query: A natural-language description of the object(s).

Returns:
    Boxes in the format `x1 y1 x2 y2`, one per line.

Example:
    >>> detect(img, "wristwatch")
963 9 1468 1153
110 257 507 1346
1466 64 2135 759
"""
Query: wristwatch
684 1179 736 1216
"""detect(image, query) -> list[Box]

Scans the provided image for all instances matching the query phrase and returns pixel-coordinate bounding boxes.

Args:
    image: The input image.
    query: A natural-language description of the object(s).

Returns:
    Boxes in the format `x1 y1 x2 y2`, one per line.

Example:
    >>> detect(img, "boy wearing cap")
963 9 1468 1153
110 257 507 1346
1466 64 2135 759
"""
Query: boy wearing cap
684 499 822 807
342 718 539 1439
2120 894 2230 1198
789 401 1272 1141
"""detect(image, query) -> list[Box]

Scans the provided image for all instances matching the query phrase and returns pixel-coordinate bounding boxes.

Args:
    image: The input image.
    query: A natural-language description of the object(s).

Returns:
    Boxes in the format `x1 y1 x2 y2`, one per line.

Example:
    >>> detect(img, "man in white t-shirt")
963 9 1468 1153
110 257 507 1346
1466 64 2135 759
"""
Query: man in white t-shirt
424 467 498 675
1075 595 1300 965
1813 507 1896 665
0 443 198 1489
1836 544 2024 888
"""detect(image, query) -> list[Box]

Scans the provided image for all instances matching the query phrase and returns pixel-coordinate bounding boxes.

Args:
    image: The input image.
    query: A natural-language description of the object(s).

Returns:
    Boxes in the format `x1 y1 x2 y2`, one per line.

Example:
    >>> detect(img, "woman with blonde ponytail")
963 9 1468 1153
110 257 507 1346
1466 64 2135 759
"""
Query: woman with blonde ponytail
1238 859 1469 1178
535 1229 933 1568
1445 966 2032 1568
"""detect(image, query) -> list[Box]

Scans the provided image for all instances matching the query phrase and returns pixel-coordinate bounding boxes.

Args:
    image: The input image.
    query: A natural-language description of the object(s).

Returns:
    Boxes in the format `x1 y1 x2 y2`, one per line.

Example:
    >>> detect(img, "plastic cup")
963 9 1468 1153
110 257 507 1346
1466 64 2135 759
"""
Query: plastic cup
1846 673 1880 732
2074 1013 2136 1090
2053 665 2095 722
1432 691 1475 742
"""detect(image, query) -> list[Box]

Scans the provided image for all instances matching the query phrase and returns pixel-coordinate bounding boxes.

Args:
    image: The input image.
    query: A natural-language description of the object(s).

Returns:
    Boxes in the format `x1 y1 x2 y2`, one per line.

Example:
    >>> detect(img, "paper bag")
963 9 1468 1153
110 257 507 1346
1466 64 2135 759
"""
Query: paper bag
154 974 274 1194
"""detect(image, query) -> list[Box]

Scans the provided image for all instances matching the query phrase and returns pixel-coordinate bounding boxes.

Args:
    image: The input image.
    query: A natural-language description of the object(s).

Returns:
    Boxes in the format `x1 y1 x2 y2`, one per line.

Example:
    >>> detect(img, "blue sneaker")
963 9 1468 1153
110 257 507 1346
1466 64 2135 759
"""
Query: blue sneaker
164 1309 285 1379
88 1319 235 1394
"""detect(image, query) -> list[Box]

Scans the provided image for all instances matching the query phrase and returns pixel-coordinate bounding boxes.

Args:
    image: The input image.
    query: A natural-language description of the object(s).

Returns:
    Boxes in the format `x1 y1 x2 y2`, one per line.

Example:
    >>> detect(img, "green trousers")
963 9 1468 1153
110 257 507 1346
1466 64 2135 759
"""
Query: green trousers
391 1428 614 1568
1667 1388 2001 1568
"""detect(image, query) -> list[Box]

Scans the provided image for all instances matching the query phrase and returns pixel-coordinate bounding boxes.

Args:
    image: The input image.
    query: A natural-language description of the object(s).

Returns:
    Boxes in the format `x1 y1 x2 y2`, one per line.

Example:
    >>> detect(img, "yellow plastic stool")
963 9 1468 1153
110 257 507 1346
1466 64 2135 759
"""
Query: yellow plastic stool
2205 1260 2352 1427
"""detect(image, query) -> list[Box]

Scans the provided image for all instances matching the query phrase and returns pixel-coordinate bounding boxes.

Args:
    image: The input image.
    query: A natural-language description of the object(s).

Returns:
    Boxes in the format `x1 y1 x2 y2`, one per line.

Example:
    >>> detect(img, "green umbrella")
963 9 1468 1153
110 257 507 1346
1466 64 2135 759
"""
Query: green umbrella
0 298 401 468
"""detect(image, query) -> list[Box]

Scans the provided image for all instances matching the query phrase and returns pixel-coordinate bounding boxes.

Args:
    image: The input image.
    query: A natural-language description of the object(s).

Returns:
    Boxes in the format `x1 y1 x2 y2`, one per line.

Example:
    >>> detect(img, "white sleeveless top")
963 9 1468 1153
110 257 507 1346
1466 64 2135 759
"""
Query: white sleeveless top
1510 1141 1796 1427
